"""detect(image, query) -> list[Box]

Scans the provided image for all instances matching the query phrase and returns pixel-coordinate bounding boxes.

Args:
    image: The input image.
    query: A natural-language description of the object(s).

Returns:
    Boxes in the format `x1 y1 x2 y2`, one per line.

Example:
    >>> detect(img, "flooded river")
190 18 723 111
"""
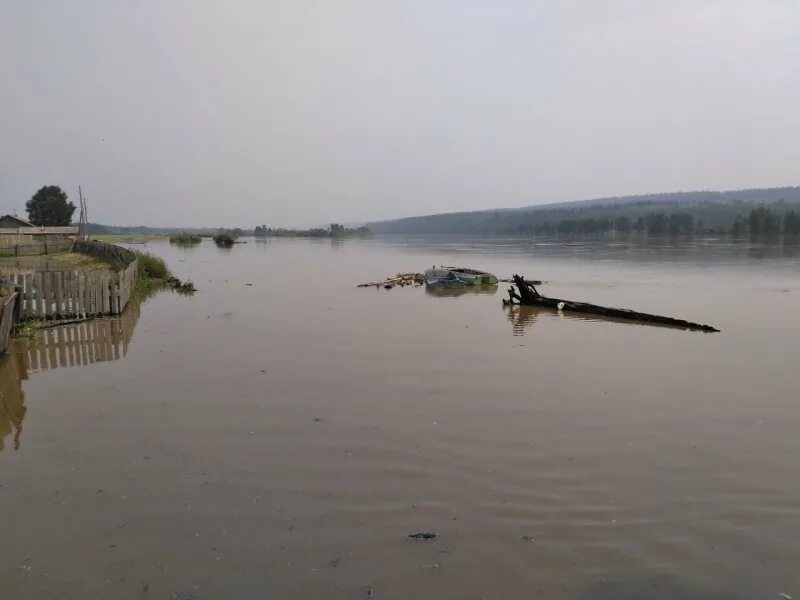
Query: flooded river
1 236 799 599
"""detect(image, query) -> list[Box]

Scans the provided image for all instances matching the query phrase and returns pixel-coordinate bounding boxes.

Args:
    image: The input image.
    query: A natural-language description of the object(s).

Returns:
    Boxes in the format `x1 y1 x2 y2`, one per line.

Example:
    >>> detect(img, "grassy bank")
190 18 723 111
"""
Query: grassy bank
0 251 109 272
135 251 170 279
132 250 172 297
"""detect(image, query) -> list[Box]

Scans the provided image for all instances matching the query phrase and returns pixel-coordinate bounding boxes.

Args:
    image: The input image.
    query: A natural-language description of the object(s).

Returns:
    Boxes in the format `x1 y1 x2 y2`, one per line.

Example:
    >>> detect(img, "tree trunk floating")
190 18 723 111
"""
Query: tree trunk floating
504 275 720 333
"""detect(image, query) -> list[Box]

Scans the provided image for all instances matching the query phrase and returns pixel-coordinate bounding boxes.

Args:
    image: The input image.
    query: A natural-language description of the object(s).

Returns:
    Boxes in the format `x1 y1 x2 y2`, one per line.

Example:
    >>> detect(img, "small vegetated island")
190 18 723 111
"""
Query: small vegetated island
213 231 237 247
169 232 202 245
254 223 372 238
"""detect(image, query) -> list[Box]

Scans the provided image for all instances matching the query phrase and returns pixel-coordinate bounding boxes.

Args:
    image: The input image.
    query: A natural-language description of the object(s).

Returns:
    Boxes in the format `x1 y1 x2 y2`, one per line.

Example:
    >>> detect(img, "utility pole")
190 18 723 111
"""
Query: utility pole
78 185 89 240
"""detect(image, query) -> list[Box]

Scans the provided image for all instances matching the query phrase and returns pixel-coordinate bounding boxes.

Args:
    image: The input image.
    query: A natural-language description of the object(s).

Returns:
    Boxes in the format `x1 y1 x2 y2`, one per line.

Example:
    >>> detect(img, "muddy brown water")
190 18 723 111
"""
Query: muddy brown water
1 236 799 599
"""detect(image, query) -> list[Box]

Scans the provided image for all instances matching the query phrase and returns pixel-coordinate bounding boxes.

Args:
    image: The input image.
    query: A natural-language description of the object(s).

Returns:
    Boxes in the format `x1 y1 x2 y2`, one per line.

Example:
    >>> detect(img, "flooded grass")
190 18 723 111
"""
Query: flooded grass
134 251 170 280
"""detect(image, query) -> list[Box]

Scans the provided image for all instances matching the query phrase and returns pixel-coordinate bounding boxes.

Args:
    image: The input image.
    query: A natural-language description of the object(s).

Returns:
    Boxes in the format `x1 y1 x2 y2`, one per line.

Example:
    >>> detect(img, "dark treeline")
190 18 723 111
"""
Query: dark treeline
369 186 800 235
254 223 372 238
529 213 694 235
518 208 800 236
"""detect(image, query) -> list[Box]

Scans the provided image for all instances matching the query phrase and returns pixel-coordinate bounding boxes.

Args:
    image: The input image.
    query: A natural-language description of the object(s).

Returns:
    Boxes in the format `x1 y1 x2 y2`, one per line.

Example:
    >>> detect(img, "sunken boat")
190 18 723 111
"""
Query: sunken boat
424 266 498 287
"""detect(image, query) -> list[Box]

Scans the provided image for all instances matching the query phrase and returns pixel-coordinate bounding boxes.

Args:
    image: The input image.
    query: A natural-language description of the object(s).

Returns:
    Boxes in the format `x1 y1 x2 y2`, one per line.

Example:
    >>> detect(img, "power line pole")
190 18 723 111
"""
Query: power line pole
78 185 89 240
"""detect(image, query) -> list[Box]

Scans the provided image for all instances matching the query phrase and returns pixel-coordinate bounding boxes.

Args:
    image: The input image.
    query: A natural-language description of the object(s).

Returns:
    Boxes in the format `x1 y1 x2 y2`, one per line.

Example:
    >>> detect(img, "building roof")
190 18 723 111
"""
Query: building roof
0 214 35 228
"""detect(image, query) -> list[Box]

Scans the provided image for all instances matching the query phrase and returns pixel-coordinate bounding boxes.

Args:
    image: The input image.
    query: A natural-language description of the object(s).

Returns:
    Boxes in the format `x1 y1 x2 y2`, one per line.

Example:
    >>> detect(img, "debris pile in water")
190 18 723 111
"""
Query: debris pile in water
357 273 424 289
408 532 438 540
167 276 196 294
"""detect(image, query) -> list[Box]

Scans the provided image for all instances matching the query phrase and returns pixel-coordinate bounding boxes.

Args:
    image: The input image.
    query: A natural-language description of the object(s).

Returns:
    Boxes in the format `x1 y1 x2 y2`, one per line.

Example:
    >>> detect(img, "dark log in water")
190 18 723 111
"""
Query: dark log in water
503 274 720 333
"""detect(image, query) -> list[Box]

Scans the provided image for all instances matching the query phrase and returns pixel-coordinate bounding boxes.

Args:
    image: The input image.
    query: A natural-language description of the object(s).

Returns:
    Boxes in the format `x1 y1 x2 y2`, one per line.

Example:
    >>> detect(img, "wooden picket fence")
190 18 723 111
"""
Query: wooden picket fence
0 239 74 256
4 259 138 320
0 293 17 358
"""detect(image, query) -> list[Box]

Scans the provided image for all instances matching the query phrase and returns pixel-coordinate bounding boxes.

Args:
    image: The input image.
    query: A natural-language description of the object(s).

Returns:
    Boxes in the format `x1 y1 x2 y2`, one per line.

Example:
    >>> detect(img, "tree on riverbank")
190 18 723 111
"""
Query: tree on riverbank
26 185 76 226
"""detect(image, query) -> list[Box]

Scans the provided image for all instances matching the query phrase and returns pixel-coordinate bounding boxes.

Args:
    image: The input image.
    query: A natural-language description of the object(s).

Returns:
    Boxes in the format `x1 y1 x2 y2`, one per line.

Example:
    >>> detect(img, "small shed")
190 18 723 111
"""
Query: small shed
0 215 35 229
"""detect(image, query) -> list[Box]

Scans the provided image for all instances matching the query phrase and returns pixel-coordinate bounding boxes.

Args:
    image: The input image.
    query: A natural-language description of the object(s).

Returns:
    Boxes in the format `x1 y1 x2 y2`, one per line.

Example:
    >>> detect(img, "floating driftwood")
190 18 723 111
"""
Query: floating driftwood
359 272 539 290
358 273 424 289
499 278 543 286
503 274 720 332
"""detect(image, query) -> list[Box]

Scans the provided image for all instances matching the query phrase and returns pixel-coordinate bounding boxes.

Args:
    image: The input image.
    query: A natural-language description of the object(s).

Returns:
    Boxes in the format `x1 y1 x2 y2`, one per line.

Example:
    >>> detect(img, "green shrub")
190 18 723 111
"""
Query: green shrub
135 251 171 280
170 232 202 244
213 232 235 247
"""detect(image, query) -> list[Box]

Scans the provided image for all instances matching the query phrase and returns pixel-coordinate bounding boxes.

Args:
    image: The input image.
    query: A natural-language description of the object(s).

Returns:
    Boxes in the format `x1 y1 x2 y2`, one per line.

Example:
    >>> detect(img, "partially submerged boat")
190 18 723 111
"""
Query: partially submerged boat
424 266 498 287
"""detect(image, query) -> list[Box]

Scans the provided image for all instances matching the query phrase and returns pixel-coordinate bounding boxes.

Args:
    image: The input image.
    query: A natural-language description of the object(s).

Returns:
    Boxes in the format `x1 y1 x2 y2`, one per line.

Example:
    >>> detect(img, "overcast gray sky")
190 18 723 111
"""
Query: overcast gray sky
1 1 798 227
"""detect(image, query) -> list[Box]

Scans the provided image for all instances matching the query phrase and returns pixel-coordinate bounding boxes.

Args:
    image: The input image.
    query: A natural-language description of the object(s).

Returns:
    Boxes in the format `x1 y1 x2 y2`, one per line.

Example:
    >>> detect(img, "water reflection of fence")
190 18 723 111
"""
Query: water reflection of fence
0 302 141 453
0 344 26 452
3 259 138 320
23 315 137 371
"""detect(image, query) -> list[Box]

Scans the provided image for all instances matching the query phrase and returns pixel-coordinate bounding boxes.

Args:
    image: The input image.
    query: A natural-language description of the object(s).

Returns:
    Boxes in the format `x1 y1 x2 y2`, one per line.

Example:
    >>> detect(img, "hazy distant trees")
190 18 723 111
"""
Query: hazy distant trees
747 206 781 235
253 223 372 238
469 207 800 237
26 185 76 226
731 215 747 235
785 211 800 235
746 207 800 236
632 213 695 235
369 187 800 236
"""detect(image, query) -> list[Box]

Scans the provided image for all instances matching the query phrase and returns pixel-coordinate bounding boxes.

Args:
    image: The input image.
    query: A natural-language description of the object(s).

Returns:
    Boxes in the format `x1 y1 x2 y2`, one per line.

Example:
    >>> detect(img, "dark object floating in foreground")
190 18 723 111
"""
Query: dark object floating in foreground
408 532 438 540
503 274 720 333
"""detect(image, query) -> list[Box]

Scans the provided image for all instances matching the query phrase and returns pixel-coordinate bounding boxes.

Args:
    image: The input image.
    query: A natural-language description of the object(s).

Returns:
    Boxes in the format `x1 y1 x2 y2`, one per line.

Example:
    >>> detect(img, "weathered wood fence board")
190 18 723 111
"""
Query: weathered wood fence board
5 259 138 321
0 293 17 356
0 238 74 256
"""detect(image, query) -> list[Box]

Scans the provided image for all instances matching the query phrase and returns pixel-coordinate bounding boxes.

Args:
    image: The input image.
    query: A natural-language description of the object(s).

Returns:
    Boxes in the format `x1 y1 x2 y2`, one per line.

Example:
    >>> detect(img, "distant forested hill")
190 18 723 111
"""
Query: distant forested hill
368 187 800 235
